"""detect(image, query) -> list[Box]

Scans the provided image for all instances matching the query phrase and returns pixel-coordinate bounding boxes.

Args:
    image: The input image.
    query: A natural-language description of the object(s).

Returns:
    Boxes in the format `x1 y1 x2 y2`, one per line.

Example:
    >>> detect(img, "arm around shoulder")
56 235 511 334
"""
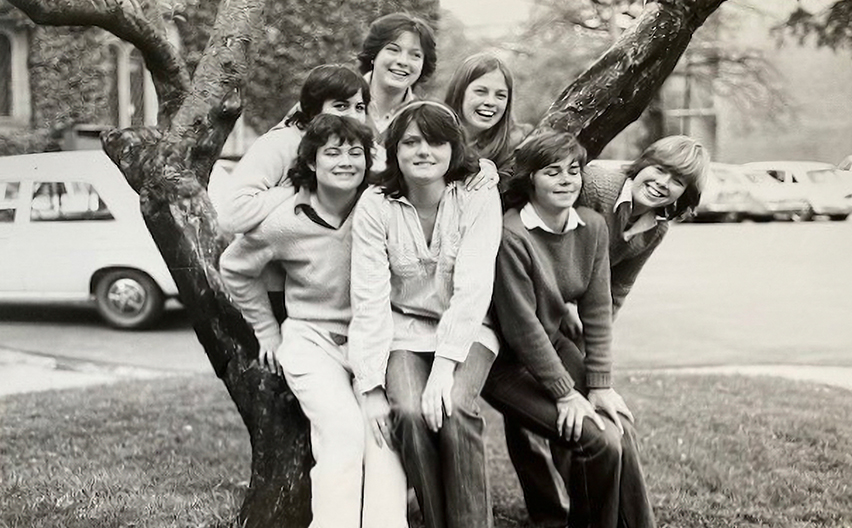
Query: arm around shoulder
214 127 301 233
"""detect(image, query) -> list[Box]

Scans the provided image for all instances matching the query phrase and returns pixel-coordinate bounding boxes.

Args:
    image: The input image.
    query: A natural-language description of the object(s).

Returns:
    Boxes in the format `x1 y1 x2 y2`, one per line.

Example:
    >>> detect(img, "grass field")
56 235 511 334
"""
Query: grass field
1 373 851 528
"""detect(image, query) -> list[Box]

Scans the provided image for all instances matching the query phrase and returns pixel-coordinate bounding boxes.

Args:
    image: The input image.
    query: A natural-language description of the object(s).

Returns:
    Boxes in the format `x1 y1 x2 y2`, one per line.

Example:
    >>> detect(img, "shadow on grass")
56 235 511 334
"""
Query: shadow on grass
1 373 850 527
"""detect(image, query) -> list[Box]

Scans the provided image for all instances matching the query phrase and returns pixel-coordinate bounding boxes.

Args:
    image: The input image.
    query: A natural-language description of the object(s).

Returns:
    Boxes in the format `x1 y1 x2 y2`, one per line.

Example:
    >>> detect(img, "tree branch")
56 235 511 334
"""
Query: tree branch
6 0 190 123
539 0 727 158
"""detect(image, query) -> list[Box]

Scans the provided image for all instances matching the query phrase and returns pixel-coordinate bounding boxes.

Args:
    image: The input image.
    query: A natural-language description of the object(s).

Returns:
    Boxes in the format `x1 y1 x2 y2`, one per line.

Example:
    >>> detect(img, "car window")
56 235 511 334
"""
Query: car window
30 181 114 222
806 169 840 184
742 171 775 185
0 182 19 223
766 170 786 183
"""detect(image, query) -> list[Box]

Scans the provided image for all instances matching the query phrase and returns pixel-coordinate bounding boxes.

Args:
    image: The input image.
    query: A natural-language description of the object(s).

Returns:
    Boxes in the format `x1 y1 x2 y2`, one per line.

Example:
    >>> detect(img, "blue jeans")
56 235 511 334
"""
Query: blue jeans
482 334 655 528
386 344 496 528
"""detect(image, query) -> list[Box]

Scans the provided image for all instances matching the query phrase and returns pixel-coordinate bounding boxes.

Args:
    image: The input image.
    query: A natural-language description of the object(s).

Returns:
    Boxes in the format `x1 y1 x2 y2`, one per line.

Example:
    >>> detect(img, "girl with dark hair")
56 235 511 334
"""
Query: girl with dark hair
482 129 657 528
220 114 408 528
444 53 527 169
357 12 437 134
348 101 502 528
212 64 370 234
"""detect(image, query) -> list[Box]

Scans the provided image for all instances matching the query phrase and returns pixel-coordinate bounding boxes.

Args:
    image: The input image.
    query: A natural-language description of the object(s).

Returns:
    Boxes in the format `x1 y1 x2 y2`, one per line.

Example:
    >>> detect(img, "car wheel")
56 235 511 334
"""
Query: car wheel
797 207 815 222
828 214 849 221
95 270 165 329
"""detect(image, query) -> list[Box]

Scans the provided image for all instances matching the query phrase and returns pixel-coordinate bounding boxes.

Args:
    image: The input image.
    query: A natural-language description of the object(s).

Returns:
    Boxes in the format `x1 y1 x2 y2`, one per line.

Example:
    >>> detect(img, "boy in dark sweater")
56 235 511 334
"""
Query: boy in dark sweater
505 135 710 528
483 130 656 528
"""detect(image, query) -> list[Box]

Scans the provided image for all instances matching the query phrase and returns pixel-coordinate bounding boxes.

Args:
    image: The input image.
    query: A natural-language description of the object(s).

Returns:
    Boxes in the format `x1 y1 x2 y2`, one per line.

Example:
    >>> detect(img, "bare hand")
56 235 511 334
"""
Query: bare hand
465 158 500 191
257 334 283 376
556 390 605 442
364 388 394 448
560 303 583 340
421 357 457 432
588 388 634 435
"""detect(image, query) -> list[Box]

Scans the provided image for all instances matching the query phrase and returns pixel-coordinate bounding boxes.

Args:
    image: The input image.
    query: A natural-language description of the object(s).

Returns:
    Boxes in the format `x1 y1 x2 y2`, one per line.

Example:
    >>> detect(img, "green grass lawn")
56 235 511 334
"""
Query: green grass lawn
1 373 850 528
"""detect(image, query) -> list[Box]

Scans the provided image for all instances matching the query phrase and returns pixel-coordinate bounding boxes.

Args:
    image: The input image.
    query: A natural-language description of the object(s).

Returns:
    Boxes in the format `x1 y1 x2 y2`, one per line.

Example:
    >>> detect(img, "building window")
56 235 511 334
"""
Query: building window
108 45 121 125
107 42 157 128
0 27 31 127
128 49 146 126
0 34 11 116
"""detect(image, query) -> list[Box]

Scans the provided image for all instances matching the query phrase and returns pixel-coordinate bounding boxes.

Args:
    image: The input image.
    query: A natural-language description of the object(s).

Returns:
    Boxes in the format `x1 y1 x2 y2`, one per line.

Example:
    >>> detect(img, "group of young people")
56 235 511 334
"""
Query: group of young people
215 11 710 528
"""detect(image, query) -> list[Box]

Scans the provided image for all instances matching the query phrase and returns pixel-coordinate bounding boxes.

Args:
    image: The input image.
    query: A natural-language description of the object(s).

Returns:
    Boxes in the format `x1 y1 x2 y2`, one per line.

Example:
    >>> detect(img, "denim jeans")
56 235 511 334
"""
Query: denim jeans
482 334 655 528
386 344 496 528
277 319 408 528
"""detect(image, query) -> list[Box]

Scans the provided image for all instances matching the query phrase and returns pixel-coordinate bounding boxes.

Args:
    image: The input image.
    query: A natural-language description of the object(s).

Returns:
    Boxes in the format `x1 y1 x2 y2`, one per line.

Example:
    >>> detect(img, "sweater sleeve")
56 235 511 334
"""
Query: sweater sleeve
219 214 286 346
577 215 614 389
435 186 503 362
493 230 577 400
214 128 299 234
610 230 665 315
348 190 394 394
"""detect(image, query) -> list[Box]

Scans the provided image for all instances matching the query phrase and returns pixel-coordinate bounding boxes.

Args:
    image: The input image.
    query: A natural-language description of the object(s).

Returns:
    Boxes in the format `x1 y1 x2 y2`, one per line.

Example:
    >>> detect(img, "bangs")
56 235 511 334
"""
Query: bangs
321 73 369 105
410 107 460 145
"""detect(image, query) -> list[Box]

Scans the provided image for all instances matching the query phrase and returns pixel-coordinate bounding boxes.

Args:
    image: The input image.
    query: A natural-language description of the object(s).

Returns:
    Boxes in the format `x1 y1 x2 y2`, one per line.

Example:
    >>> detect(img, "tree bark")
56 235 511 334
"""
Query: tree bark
7 0 725 526
540 0 727 158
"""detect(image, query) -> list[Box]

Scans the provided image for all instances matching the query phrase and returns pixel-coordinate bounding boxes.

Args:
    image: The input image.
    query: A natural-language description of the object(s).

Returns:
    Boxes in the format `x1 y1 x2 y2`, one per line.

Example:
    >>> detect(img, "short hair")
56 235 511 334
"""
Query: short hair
286 64 371 129
377 101 478 198
288 114 374 192
502 129 588 211
444 53 516 168
356 12 437 87
626 135 710 219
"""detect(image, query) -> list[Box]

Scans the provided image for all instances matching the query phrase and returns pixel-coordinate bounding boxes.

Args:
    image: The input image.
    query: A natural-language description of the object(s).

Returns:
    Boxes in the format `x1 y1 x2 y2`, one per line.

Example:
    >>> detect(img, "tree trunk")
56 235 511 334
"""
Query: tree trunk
7 0 726 526
94 0 315 523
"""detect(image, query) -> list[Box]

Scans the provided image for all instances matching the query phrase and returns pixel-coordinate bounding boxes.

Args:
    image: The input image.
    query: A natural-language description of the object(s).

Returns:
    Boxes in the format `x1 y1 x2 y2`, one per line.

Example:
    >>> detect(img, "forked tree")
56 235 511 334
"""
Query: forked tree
7 0 725 526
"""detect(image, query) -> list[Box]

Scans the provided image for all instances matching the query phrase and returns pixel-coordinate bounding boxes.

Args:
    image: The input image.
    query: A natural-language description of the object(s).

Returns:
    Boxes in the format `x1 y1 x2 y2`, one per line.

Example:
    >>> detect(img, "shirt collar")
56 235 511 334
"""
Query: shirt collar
364 71 416 134
614 179 634 212
613 179 666 241
520 202 585 234
294 187 345 230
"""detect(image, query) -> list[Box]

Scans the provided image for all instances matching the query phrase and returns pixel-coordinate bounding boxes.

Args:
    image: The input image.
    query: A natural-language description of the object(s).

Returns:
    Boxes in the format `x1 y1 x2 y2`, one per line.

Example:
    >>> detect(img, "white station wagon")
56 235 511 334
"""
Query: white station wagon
0 151 179 329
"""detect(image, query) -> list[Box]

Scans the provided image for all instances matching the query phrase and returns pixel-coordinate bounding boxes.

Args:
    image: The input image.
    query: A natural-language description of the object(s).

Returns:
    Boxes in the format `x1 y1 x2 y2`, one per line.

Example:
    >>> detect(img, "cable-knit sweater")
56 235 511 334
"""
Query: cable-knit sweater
492 207 613 399
578 166 669 314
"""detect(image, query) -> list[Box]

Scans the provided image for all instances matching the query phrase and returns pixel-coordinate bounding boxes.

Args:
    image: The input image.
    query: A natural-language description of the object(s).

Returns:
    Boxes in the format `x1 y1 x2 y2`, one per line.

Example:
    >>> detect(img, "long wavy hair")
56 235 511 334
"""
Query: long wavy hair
377 101 478 198
444 53 516 168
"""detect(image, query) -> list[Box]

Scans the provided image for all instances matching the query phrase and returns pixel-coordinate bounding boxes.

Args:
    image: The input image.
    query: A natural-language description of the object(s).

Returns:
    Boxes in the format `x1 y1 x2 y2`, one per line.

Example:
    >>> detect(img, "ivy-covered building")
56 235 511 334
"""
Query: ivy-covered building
0 0 438 156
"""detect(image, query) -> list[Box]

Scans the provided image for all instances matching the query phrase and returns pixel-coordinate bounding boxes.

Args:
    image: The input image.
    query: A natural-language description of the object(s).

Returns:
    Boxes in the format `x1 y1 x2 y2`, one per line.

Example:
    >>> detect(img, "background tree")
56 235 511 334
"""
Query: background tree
783 0 852 50
5 0 724 525
429 0 790 158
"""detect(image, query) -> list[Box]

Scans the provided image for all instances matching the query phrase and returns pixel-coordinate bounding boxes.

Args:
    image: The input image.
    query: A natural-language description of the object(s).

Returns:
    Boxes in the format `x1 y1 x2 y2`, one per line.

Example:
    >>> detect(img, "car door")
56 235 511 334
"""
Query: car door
17 178 120 298
0 180 25 293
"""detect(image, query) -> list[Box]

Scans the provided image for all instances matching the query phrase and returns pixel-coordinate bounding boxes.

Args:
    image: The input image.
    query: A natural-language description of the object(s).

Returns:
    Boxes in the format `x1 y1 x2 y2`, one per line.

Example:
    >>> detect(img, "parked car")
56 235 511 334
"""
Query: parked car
695 163 811 222
0 151 180 329
743 161 852 221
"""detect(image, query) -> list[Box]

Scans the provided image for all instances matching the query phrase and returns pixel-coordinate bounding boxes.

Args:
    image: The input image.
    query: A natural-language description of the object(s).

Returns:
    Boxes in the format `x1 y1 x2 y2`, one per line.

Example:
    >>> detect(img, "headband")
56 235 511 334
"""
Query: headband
392 100 461 127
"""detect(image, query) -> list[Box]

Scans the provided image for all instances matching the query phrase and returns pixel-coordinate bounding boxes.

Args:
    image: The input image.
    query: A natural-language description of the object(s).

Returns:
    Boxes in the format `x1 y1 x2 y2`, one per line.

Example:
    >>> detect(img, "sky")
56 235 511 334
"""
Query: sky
440 0 533 36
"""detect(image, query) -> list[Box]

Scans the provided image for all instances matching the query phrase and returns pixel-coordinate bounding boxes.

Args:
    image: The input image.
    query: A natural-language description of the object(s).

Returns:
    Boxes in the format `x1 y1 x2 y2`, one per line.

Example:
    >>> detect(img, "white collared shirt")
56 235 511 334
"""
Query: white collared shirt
613 179 666 241
520 202 585 234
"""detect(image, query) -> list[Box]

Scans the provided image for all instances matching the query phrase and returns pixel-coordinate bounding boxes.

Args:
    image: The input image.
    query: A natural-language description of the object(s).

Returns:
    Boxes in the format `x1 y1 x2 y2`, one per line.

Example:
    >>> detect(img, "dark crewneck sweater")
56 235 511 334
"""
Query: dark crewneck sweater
492 207 613 399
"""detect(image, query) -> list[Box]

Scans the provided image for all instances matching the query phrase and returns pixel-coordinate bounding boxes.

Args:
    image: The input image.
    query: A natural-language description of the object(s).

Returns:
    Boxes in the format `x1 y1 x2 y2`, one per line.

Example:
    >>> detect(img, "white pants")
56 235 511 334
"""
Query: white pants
277 319 408 528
